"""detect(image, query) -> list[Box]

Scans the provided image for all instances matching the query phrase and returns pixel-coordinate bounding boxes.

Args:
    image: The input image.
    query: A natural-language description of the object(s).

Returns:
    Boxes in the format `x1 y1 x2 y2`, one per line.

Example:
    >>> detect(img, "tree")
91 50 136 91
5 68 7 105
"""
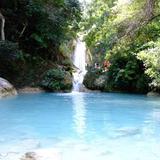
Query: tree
0 0 82 90
0 11 5 41
83 0 160 92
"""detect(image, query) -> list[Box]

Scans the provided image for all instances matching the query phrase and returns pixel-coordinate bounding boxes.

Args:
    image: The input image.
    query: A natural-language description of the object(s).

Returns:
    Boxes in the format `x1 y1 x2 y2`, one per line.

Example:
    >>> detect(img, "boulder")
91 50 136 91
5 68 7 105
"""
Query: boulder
83 68 108 91
94 75 106 89
0 77 17 98
21 152 37 160
147 91 160 97
18 87 45 93
83 68 102 90
77 84 90 92
21 149 61 160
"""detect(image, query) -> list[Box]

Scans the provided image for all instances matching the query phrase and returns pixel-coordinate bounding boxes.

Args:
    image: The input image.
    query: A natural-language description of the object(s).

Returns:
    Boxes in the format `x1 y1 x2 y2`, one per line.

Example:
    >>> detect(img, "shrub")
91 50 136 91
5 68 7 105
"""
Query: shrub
41 68 72 91
107 53 149 93
0 41 22 61
0 41 23 79
137 40 160 92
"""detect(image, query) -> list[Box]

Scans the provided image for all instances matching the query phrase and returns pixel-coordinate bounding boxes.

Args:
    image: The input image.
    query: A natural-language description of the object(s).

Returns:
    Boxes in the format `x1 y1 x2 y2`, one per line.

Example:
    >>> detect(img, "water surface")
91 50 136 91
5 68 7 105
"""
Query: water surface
0 92 160 160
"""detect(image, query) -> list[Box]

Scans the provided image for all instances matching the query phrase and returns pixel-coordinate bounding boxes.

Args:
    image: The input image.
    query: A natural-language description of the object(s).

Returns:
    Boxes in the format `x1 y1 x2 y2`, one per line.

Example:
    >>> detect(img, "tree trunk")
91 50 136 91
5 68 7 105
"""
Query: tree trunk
0 11 5 41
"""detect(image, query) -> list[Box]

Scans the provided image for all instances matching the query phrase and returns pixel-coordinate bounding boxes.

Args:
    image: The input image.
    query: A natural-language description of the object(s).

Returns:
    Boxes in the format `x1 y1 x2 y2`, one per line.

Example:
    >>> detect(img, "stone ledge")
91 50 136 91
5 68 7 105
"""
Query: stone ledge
18 87 45 94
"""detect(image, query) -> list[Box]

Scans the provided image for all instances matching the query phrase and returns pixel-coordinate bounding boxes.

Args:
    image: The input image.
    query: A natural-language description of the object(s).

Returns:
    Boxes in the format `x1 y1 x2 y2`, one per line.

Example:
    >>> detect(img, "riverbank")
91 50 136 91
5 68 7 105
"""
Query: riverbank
83 67 150 94
18 87 45 94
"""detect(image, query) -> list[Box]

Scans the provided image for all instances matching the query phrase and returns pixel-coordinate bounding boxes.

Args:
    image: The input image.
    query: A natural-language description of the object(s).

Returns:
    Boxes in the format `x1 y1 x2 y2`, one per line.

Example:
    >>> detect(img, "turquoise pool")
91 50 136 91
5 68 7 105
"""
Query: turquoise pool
0 92 160 160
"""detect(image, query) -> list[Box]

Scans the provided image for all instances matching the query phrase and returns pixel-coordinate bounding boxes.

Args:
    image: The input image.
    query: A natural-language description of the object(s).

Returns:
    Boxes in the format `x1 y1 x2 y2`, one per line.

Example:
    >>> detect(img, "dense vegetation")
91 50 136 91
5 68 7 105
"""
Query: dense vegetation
0 0 160 94
0 0 81 91
83 0 160 93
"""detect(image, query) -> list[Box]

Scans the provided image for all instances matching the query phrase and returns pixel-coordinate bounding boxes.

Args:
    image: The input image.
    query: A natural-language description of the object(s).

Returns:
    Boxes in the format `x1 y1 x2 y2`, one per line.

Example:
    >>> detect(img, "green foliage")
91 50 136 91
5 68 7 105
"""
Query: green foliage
107 53 149 93
0 41 25 75
41 68 72 91
83 0 160 93
2 0 81 60
137 40 160 91
0 41 21 60
0 0 81 90
82 0 116 63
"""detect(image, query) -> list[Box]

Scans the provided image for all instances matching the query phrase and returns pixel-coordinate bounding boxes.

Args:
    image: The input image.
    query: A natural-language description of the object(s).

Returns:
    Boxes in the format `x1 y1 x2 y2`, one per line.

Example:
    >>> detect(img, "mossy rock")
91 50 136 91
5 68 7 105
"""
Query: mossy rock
41 68 72 92
83 68 108 91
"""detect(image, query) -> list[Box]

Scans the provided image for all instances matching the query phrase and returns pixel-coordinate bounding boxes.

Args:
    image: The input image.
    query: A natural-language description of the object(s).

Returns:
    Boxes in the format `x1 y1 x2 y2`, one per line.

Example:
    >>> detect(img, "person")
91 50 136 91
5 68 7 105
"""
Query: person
103 60 111 72
94 63 100 69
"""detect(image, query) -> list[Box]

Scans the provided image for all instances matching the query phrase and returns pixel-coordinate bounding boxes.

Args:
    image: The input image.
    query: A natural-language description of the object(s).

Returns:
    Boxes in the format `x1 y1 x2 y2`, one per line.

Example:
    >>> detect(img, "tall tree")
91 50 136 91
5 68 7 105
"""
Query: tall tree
0 11 5 41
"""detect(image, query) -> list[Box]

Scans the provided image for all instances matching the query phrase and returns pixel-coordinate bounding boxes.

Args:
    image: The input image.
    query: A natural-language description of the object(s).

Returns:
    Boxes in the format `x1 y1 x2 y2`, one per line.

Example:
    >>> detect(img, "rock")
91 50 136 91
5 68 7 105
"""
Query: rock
63 71 72 91
78 84 90 92
78 84 100 93
113 127 141 138
21 152 37 160
21 149 61 160
18 87 45 93
83 68 108 91
0 77 17 98
83 68 102 90
94 75 106 89
147 91 160 97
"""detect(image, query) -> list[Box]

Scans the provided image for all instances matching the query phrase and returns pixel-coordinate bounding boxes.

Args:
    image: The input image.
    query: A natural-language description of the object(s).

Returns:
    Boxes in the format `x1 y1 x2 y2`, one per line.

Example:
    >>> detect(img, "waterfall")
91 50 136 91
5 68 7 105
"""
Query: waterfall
72 38 87 92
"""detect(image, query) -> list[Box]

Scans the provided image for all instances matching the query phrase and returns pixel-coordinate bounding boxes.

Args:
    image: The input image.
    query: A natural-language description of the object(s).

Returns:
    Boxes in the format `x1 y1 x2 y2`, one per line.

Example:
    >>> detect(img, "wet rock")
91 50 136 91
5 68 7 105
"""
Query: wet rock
0 77 17 98
21 152 37 160
147 92 160 97
18 87 45 93
77 84 90 92
113 127 141 138
94 75 106 89
83 68 108 91
79 84 100 93
21 149 61 160
63 71 72 91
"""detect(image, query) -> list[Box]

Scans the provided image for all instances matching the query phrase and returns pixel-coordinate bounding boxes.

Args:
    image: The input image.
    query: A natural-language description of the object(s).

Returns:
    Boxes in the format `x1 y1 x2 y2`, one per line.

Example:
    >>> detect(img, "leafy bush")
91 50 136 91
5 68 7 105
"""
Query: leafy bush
83 0 160 93
0 0 81 89
41 68 72 91
0 41 22 61
0 41 23 74
107 53 149 93
137 40 160 92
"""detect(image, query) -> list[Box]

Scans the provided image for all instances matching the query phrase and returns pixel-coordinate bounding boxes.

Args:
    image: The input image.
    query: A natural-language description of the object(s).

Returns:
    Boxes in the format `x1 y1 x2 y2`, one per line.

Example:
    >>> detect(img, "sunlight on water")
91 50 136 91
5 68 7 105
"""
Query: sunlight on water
72 93 86 136
0 93 160 160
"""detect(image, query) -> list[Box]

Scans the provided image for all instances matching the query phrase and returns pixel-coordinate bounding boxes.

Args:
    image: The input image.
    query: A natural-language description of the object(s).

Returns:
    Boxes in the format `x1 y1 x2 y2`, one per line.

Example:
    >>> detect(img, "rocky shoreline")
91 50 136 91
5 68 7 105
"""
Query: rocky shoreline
18 87 45 94
1 76 160 99
0 77 17 98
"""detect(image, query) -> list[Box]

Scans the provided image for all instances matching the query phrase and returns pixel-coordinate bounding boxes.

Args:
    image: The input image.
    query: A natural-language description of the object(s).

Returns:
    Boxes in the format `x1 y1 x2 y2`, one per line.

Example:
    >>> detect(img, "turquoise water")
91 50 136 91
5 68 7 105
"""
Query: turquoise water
0 92 160 160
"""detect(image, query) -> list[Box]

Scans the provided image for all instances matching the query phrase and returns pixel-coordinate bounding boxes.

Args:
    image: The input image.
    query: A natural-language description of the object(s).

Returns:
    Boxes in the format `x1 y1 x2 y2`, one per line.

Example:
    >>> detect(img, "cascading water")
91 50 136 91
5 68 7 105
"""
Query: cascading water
72 38 87 92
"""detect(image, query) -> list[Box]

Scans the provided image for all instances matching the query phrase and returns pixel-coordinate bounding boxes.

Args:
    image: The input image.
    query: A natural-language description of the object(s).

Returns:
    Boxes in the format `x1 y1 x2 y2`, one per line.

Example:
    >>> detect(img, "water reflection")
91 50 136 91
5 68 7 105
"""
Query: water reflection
72 93 86 136
152 108 160 122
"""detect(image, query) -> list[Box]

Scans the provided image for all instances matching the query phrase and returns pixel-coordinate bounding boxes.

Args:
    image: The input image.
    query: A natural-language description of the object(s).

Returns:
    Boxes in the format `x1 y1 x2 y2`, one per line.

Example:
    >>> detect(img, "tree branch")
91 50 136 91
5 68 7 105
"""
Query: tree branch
19 22 28 38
